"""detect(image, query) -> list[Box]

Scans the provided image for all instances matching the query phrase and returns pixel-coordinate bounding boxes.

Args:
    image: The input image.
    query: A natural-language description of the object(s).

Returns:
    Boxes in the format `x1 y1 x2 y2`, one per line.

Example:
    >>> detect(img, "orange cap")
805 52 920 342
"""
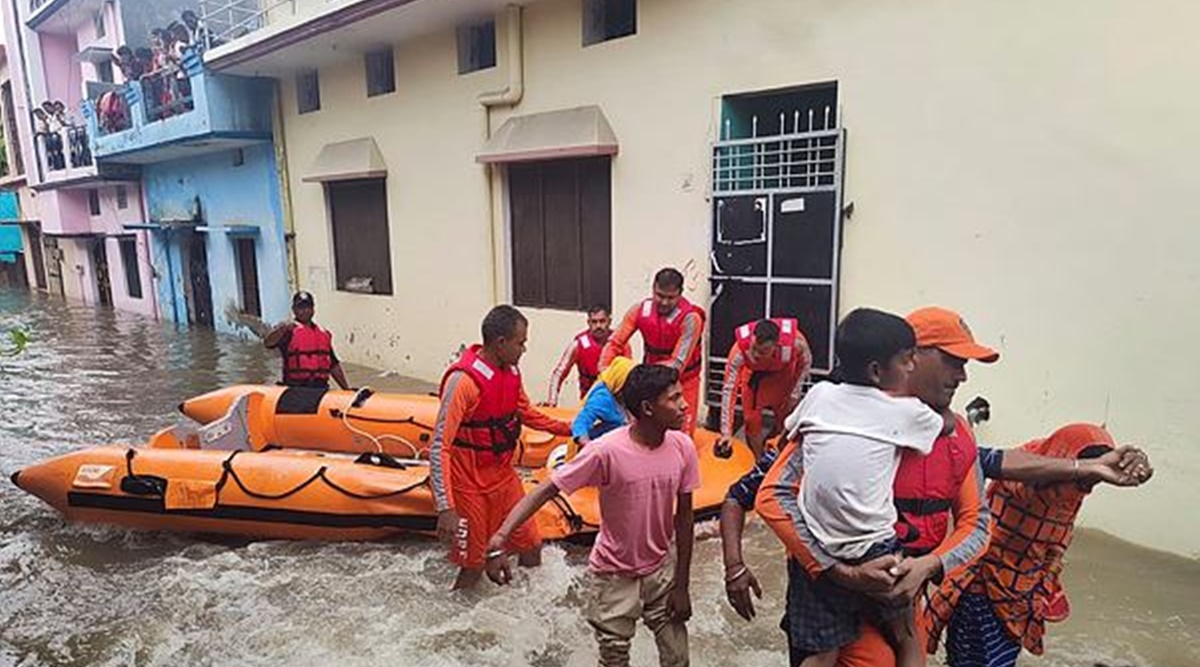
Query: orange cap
906 307 999 363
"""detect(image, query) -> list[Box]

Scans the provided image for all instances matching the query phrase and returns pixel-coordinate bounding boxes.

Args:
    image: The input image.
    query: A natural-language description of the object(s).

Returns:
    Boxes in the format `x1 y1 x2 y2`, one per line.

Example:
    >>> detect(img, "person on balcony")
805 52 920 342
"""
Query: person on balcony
182 11 219 51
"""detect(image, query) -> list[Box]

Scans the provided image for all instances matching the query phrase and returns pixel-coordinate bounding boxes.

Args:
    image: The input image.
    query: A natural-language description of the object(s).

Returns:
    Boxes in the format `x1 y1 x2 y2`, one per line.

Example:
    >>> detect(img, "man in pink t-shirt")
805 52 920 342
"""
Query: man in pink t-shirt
486 364 700 667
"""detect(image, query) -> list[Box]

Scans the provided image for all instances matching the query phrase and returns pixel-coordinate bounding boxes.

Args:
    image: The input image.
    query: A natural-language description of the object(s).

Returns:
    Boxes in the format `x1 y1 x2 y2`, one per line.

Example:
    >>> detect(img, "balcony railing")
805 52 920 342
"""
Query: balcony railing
199 0 295 49
35 125 93 175
83 46 273 161
142 69 197 123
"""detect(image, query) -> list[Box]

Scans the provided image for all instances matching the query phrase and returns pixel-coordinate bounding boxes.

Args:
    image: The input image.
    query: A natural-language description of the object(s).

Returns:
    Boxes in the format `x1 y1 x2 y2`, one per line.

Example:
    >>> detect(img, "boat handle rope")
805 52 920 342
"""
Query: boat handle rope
333 386 426 459
548 492 598 532
215 450 430 502
120 449 169 496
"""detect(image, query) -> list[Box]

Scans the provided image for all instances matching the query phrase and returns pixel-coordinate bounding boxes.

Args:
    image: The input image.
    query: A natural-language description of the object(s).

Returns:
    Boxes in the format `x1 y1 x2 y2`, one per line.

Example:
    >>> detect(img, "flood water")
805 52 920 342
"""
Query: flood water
0 289 1196 667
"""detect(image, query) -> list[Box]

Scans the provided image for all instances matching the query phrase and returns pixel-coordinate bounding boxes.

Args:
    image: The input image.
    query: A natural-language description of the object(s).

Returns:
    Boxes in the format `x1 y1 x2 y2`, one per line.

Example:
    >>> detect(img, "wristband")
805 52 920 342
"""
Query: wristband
724 565 748 584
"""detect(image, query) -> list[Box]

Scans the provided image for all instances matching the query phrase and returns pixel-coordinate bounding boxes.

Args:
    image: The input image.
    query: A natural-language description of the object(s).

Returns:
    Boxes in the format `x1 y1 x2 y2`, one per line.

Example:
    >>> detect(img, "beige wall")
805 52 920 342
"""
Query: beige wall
279 0 1200 557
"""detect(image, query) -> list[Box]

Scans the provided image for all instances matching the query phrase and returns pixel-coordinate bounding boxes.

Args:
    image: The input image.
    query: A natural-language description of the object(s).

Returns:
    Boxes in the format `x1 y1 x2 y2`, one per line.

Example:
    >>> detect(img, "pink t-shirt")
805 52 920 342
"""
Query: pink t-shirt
551 426 701 577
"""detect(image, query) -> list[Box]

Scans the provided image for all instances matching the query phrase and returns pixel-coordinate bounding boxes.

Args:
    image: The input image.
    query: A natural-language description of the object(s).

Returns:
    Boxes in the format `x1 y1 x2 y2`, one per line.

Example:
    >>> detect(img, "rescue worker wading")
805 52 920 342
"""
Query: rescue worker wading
431 305 572 590
263 291 351 390
715 318 813 459
546 305 630 406
600 268 706 435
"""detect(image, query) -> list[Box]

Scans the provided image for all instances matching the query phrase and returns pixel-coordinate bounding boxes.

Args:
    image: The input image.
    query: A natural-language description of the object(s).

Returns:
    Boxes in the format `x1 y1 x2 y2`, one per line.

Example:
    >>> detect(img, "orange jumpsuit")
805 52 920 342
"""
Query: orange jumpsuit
430 370 571 569
718 335 812 443
600 301 705 435
755 433 991 666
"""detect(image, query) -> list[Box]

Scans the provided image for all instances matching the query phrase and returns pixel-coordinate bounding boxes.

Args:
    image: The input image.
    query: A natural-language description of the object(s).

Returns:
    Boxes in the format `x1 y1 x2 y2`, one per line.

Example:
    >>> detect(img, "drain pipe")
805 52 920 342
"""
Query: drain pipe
271 79 300 297
479 4 524 305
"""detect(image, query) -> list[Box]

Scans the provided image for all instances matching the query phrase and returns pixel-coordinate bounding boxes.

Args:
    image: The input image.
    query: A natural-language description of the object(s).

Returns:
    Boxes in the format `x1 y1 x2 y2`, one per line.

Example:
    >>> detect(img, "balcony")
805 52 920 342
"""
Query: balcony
82 48 274 164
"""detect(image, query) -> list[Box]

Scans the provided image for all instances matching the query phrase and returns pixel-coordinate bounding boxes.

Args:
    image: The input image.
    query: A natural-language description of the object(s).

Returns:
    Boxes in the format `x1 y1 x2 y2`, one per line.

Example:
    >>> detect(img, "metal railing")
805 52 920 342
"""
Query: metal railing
35 125 93 175
142 70 196 122
714 106 841 194
199 0 296 49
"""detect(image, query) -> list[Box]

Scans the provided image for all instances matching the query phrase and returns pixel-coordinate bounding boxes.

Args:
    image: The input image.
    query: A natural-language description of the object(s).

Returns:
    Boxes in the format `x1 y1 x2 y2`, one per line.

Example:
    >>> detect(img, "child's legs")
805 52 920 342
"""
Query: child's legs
585 572 641 667
639 555 689 667
877 604 924 667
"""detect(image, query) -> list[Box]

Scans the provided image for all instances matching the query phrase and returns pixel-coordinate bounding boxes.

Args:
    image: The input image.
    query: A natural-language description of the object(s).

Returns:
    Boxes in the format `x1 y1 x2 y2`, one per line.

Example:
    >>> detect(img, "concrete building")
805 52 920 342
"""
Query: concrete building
1 0 290 333
2 0 157 313
0 40 41 290
201 0 1195 557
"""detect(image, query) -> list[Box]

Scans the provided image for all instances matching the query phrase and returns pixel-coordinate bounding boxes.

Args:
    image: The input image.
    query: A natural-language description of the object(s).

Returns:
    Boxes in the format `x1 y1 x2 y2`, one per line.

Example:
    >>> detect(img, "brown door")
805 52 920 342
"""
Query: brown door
91 240 113 306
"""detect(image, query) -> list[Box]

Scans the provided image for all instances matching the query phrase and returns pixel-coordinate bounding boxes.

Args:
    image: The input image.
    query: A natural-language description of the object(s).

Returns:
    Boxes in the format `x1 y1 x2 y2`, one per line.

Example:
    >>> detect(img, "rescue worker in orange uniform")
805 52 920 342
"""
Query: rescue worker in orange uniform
714 318 813 459
736 307 1152 667
430 305 572 590
545 305 629 406
263 291 351 390
600 268 706 435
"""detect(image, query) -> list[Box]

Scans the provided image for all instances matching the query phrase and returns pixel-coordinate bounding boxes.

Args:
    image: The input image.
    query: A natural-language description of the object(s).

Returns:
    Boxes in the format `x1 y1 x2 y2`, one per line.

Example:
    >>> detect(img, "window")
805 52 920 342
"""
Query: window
233 237 261 316
94 11 106 39
97 60 114 84
365 48 395 97
232 148 245 167
508 157 611 311
116 185 128 209
296 71 320 114
326 179 393 295
88 189 101 216
583 0 636 46
118 238 142 299
457 19 496 74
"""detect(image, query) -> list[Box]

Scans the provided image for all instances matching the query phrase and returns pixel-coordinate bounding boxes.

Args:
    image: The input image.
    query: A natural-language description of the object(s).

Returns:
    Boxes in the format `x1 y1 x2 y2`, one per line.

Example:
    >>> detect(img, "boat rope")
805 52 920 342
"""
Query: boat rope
214 450 430 502
334 386 425 458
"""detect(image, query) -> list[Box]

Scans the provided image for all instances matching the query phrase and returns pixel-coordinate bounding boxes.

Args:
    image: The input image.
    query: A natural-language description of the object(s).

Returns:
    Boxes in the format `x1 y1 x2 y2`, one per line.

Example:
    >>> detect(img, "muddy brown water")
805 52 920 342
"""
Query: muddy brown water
1 289 1196 667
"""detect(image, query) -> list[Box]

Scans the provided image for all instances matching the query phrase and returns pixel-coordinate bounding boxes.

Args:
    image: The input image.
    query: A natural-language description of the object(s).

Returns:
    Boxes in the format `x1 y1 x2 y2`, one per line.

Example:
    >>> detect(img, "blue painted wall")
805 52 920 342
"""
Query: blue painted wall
143 143 290 336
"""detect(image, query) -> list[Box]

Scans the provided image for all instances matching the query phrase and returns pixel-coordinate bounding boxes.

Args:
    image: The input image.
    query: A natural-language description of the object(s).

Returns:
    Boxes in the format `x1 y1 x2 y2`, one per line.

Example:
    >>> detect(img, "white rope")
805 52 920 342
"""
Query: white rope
340 386 423 459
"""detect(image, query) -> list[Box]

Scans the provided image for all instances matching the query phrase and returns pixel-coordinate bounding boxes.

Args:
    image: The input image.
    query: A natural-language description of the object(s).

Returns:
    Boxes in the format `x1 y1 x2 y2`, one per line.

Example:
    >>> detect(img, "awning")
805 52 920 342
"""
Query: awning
302 138 388 183
77 45 113 64
195 225 260 236
476 105 618 164
125 221 203 235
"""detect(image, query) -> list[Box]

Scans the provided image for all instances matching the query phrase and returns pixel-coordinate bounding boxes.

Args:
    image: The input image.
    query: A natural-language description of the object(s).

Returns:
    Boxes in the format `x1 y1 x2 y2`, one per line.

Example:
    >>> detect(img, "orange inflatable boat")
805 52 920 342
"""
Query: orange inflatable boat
12 391 755 542
178 385 571 468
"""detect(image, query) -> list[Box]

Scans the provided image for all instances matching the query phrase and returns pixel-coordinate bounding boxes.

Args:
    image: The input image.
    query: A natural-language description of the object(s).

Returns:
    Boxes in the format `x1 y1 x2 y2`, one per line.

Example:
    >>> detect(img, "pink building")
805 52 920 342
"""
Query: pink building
1 0 166 316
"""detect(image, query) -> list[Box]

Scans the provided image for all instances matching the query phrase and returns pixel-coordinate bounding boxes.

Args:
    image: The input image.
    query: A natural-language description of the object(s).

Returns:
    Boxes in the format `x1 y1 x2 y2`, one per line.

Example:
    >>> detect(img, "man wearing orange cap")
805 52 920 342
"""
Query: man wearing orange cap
741 306 1152 667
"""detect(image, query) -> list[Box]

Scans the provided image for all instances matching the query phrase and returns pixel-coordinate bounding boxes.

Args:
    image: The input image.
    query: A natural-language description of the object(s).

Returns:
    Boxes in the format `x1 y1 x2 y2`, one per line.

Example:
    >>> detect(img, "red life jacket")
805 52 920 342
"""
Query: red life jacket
282 323 334 386
734 317 801 373
892 414 978 554
574 330 605 394
634 298 706 378
440 344 523 467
